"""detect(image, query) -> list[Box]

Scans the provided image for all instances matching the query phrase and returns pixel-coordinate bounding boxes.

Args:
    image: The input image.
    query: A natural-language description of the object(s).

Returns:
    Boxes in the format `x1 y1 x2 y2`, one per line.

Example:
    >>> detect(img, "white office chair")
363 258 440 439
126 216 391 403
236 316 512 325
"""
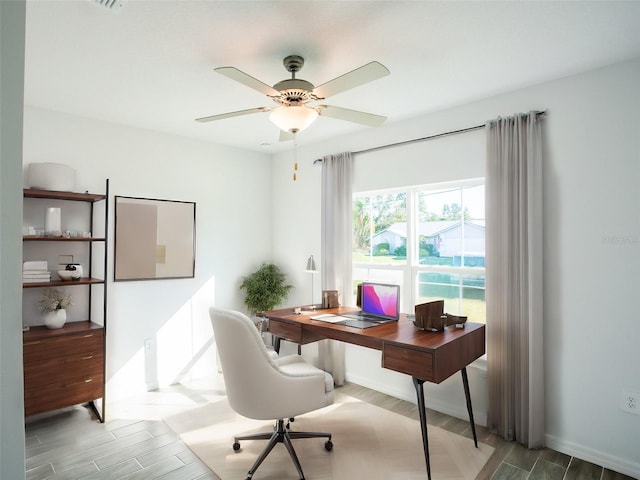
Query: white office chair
209 307 334 480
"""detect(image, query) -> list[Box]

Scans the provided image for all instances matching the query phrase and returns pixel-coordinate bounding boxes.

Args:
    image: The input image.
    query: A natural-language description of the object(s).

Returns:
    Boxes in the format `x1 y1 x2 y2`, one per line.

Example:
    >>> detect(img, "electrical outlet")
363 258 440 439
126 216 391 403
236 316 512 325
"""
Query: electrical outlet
144 338 152 353
622 391 640 415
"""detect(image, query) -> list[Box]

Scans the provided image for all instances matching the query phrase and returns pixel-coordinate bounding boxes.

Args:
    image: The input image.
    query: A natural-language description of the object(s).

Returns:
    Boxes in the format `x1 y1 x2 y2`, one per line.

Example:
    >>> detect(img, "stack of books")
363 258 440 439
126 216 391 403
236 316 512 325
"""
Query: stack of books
23 261 51 283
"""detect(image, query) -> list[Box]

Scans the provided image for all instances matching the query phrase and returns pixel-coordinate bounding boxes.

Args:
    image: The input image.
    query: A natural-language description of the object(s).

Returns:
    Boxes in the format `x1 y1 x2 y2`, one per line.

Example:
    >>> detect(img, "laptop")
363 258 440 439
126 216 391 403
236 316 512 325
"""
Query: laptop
339 282 400 329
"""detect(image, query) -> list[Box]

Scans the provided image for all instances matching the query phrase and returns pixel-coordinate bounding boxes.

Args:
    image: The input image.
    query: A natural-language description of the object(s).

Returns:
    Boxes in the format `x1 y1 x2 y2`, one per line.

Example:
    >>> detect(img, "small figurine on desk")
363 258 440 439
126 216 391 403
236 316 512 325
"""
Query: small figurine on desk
414 300 467 332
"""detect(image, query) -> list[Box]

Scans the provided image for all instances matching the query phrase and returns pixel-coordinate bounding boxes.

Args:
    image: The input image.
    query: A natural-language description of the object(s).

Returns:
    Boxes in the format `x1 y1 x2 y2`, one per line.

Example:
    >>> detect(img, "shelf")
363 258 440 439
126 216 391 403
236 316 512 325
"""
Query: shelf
22 181 109 422
23 277 104 288
23 236 106 242
24 188 105 202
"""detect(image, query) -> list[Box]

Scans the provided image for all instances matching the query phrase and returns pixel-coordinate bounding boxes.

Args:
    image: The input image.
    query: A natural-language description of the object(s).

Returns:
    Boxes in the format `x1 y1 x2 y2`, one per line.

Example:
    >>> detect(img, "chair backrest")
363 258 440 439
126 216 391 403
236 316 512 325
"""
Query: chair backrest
209 308 279 414
210 307 333 421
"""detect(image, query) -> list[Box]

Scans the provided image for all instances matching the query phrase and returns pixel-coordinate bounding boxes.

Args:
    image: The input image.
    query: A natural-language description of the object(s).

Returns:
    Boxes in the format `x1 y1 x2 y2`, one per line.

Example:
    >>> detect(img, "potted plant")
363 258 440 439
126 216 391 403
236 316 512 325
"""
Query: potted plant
37 288 73 329
240 262 293 332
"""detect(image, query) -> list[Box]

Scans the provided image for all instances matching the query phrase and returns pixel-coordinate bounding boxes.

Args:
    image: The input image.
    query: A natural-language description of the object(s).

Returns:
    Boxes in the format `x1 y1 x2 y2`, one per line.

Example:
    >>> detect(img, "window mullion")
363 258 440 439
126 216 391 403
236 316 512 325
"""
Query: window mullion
405 188 416 308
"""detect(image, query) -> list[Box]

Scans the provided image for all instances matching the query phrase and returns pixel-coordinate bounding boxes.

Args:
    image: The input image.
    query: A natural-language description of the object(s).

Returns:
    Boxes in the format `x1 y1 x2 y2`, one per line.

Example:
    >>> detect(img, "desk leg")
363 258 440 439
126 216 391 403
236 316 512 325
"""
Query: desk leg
412 377 431 480
461 367 478 448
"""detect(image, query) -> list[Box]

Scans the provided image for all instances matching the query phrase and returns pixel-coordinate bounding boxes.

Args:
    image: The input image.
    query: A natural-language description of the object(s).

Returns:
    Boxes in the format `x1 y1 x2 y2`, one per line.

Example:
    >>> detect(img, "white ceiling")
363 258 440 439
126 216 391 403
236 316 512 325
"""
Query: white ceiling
24 0 640 153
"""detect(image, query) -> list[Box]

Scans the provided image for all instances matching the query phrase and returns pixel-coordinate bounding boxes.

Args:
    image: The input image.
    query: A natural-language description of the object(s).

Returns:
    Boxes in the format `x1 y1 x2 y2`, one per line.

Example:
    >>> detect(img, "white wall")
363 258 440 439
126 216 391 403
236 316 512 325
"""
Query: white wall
271 58 640 477
22 106 274 402
0 1 27 478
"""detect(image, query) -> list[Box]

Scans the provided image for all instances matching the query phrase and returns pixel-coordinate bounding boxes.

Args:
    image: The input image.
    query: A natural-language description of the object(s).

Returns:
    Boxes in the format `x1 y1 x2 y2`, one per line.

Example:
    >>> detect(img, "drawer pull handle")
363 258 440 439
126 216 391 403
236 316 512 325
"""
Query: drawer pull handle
83 334 94 338
84 379 93 383
24 341 41 346
82 356 94 360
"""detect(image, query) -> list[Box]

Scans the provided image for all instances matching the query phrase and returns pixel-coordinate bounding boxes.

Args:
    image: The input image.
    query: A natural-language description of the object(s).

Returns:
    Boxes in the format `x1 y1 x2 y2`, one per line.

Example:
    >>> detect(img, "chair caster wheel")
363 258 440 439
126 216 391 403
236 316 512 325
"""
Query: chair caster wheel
233 441 241 451
324 440 333 451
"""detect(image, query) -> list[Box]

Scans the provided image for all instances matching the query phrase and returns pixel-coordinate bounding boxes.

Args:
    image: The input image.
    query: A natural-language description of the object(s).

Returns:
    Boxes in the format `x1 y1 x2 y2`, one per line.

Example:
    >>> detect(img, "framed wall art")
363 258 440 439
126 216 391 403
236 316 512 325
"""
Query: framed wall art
114 196 195 281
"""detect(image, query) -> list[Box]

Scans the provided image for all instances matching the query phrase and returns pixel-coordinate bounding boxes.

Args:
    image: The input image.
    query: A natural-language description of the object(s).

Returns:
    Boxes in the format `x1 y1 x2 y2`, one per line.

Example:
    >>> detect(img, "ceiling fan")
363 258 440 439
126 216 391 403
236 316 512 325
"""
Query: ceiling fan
196 55 390 138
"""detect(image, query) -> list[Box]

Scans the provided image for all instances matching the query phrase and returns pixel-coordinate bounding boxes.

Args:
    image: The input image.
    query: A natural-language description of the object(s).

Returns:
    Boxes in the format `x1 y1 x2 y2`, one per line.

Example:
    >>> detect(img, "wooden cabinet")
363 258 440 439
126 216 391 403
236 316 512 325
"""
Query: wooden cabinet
23 322 104 417
22 181 109 422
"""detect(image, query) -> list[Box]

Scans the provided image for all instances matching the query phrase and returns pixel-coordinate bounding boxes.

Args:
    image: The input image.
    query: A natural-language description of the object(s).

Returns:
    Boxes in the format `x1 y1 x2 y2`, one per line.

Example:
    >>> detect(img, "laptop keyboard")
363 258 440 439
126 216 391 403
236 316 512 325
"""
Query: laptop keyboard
343 313 385 322
337 319 382 329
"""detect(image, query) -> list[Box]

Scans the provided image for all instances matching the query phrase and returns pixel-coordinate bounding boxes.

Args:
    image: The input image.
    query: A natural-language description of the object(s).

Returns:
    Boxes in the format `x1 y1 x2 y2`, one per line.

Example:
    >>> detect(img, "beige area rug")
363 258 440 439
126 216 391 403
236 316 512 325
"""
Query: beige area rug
164 395 493 480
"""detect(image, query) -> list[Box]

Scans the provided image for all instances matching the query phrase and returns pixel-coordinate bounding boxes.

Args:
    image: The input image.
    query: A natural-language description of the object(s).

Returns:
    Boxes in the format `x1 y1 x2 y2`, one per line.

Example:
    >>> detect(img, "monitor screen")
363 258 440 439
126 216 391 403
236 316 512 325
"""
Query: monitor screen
361 282 400 320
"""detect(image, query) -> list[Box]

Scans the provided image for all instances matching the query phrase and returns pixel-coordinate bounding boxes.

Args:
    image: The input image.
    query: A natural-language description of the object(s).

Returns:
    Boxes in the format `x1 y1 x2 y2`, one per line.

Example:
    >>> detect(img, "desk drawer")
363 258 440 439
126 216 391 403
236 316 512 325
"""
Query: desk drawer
383 344 433 381
269 319 302 343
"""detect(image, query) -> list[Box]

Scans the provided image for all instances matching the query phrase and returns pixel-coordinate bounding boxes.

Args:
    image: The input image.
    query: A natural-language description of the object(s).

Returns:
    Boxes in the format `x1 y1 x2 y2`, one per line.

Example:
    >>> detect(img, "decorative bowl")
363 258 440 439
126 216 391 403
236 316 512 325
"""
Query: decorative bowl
57 269 81 281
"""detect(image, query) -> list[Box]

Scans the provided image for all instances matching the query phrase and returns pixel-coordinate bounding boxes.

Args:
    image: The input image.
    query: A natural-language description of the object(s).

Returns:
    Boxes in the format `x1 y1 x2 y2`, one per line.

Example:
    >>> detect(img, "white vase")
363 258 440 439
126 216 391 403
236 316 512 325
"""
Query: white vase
43 309 66 329
44 207 62 236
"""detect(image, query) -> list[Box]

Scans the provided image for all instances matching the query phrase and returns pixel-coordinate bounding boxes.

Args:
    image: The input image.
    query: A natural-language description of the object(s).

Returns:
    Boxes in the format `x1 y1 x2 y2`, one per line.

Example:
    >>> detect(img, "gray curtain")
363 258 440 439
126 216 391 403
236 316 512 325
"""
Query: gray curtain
319 152 352 386
485 112 544 448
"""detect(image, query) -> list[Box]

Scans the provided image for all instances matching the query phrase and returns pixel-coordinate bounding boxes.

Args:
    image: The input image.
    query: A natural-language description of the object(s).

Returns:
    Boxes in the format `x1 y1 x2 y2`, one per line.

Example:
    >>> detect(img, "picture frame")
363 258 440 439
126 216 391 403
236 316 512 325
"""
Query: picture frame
114 196 196 281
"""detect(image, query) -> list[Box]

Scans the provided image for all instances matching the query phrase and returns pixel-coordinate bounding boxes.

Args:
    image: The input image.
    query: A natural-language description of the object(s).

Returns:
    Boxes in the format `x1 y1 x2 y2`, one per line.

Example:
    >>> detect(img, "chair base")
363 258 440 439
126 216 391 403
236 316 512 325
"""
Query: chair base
233 418 333 480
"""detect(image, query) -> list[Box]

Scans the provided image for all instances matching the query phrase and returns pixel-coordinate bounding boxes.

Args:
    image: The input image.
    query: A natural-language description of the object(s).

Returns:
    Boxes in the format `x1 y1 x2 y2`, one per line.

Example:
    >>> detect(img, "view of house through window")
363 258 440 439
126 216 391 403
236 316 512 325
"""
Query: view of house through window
352 180 486 324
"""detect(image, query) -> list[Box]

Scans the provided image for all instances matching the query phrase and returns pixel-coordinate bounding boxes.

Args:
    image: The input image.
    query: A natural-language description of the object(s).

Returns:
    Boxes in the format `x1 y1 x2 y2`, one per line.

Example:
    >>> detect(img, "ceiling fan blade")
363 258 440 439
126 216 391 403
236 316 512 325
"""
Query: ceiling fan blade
317 105 387 127
195 107 270 123
214 67 280 97
313 61 390 98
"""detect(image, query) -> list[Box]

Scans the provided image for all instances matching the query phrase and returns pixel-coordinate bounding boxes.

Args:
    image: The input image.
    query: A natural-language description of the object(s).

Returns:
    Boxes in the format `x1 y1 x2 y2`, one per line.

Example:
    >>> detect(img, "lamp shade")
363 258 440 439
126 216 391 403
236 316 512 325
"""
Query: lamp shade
305 254 318 272
270 105 319 133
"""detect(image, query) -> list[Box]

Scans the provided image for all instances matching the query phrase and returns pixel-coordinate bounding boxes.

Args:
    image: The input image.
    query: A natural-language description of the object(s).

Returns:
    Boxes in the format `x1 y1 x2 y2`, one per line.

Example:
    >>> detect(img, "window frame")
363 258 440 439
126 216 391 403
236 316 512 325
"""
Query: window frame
352 178 485 322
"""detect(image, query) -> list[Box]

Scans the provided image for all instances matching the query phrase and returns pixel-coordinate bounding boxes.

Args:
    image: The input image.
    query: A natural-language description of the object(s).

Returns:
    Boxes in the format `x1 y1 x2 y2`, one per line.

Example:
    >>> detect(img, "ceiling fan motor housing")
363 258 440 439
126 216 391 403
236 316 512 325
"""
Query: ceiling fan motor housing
272 78 320 105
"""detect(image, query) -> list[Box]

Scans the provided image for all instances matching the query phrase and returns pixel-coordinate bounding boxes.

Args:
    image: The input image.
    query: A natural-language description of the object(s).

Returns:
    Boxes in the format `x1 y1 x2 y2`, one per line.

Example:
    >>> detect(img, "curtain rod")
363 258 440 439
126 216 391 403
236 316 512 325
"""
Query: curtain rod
313 110 546 164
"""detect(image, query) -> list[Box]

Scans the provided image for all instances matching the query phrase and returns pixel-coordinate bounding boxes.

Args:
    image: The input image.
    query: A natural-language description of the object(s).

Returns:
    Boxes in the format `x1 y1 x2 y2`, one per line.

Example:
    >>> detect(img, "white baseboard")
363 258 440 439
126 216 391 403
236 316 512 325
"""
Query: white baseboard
545 434 640 479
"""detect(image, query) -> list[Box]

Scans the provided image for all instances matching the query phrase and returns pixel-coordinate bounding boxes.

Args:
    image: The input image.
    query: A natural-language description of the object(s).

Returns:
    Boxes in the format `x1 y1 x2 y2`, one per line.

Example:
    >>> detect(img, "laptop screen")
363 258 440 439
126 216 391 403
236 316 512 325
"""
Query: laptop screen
361 282 400 320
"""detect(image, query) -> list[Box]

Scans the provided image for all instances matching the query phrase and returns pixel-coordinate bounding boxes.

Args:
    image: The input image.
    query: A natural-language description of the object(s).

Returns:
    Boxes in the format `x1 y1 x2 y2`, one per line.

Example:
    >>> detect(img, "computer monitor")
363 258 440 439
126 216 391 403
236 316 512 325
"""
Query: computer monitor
361 282 400 321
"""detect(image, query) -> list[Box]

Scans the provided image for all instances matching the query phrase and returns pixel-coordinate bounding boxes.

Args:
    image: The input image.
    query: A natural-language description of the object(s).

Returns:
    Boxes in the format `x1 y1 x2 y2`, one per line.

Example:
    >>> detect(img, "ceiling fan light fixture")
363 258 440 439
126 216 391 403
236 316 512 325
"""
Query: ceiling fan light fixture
269 105 318 133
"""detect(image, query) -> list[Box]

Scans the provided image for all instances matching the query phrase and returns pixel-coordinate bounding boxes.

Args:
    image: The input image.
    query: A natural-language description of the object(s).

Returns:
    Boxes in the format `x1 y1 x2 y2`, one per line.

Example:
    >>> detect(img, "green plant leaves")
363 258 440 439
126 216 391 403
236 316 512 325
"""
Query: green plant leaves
240 263 292 316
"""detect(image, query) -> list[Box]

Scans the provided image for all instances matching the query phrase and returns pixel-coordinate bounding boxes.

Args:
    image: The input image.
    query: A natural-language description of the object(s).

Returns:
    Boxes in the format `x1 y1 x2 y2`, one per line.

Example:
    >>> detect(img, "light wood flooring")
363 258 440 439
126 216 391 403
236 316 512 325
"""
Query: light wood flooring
25 378 636 480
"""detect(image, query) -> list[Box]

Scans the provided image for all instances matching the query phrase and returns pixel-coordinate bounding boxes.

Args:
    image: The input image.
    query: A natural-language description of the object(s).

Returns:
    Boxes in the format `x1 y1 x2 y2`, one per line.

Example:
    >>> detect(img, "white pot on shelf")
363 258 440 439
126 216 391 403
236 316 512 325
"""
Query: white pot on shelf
42 309 66 329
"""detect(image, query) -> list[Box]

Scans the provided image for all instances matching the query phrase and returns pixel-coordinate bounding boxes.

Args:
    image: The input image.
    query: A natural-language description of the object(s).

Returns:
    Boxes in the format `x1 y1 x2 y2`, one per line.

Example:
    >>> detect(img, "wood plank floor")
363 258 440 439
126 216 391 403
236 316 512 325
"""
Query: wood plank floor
25 378 635 480
25 406 216 480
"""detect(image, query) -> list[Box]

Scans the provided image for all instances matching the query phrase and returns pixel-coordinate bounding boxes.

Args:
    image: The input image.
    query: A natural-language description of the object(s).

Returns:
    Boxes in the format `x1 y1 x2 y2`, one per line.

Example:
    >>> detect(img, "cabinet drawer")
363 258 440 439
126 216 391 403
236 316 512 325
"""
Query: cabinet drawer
24 331 104 364
24 373 104 417
24 351 104 388
383 343 433 381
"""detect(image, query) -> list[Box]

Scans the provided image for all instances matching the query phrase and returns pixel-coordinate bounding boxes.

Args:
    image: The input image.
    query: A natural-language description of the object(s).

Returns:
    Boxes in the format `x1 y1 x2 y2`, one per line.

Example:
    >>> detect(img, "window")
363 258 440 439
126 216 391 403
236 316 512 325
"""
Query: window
352 179 486 323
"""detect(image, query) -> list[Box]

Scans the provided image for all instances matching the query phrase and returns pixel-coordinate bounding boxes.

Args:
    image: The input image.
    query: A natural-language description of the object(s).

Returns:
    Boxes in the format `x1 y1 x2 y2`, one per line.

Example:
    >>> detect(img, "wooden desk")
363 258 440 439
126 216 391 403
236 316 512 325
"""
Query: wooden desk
266 307 486 480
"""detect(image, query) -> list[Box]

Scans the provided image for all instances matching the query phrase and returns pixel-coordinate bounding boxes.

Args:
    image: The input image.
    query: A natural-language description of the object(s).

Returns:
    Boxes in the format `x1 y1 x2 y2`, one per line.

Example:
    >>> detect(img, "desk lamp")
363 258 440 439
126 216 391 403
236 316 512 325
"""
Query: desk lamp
305 255 318 309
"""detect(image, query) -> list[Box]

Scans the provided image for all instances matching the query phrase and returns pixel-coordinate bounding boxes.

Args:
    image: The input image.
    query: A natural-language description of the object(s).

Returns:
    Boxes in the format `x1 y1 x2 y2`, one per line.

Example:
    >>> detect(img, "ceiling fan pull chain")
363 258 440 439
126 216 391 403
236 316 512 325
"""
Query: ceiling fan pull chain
293 133 299 181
